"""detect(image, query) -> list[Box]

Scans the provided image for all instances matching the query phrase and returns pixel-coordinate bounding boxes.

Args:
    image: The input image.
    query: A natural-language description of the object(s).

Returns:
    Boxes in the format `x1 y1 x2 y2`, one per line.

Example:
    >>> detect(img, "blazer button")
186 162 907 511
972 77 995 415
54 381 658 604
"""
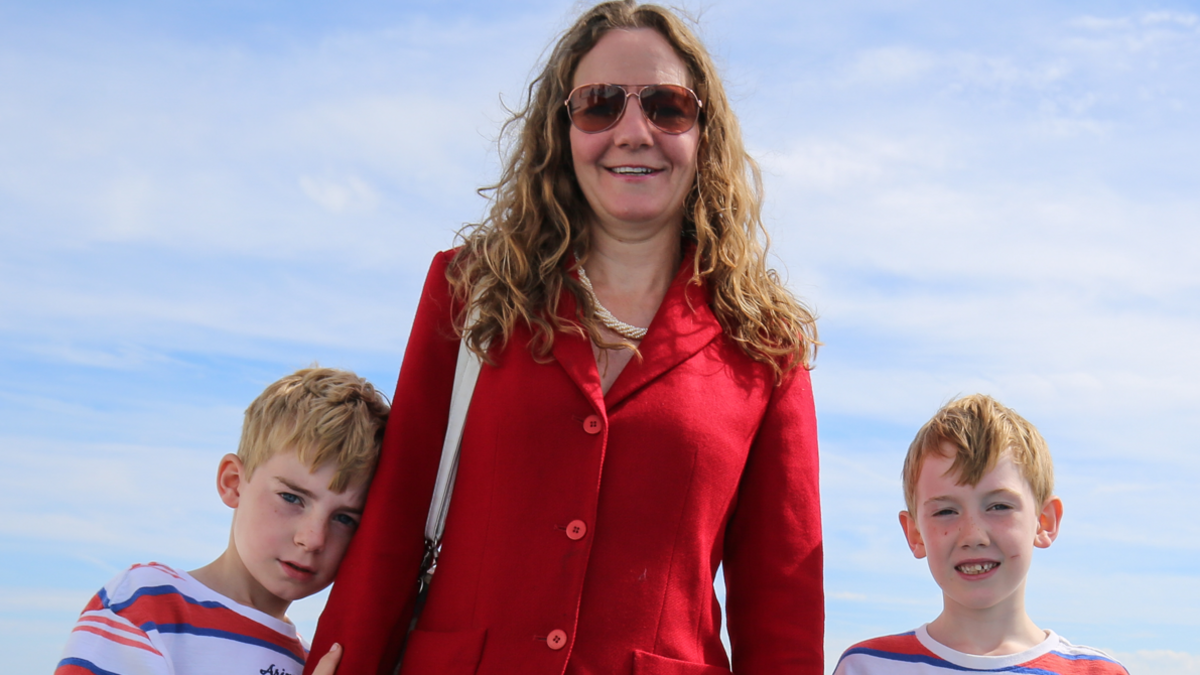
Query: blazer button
566 519 587 540
582 415 603 434
546 629 568 650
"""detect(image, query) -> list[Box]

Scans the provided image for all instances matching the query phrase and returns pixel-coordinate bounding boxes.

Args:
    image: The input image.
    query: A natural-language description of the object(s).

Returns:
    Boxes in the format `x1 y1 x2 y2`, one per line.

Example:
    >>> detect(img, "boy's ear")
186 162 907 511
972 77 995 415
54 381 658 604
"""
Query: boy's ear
1034 496 1064 549
216 454 246 509
899 510 926 559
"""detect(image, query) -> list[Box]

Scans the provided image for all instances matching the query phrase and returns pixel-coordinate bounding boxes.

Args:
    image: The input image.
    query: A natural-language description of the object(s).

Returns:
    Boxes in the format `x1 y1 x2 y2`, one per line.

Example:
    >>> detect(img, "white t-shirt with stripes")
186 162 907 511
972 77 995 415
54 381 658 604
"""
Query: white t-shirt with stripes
56 562 309 675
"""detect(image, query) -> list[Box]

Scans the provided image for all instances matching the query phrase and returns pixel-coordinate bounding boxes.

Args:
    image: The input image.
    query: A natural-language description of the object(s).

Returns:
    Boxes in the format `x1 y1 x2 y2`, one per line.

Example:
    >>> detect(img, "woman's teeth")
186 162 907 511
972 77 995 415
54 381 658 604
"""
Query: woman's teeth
611 167 653 175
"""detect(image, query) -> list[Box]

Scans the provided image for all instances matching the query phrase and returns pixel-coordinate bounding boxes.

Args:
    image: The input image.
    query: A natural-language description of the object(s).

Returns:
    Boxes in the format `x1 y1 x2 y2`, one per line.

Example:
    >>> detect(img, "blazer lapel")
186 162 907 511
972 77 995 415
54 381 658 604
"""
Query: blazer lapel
551 285 607 414
604 254 723 408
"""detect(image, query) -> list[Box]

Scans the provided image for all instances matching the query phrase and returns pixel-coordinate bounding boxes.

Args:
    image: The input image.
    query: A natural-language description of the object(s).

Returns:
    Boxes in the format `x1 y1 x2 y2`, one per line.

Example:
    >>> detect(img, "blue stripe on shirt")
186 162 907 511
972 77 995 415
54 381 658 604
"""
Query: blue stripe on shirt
56 657 122 675
141 622 303 662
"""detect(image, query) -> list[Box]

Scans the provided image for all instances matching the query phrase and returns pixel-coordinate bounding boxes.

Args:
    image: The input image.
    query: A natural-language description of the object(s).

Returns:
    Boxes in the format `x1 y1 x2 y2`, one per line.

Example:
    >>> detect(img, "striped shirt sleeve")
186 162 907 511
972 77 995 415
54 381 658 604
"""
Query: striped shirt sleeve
56 595 169 675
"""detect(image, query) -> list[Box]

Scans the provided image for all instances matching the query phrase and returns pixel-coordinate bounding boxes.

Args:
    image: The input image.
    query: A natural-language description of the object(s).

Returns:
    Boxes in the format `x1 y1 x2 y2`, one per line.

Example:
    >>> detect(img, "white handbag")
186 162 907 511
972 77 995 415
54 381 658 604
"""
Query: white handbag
404 329 482 650
420 334 482 588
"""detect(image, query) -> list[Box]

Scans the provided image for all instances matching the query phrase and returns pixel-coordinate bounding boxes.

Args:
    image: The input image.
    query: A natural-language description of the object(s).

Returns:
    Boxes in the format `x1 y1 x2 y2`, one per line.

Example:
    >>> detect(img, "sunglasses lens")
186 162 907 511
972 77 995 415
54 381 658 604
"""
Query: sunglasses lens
640 85 699 134
568 85 626 133
566 84 700 134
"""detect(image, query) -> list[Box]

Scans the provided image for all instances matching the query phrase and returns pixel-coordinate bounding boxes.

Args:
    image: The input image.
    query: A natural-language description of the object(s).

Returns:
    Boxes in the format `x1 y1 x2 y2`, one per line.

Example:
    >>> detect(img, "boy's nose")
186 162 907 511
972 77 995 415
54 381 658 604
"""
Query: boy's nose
959 514 990 547
294 516 327 552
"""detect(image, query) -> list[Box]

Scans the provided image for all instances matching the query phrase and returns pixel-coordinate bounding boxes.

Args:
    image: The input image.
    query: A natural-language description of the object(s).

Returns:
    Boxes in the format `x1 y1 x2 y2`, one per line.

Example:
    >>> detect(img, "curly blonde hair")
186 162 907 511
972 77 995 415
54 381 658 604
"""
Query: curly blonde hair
450 0 818 377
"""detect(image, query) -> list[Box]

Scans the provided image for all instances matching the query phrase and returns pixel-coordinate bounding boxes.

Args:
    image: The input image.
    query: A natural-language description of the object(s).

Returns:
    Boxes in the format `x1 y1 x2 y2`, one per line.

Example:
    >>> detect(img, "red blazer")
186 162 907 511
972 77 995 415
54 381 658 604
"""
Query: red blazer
306 249 823 675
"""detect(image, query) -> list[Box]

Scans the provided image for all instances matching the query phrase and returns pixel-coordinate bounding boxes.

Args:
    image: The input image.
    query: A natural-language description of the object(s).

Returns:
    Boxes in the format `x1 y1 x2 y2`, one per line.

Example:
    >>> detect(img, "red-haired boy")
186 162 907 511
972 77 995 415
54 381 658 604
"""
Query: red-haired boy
834 394 1128 674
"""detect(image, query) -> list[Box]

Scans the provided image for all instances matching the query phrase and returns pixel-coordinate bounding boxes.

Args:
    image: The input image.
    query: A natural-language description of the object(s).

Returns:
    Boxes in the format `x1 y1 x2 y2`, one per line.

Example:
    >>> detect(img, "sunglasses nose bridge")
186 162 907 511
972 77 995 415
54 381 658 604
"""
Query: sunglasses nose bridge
594 86 650 133
613 86 645 121
625 90 664 140
617 86 656 127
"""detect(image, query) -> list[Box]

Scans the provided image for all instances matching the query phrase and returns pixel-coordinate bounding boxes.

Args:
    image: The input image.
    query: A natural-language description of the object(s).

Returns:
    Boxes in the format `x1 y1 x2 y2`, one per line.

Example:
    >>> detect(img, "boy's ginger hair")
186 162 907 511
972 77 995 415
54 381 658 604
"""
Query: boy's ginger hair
238 367 389 492
902 393 1054 516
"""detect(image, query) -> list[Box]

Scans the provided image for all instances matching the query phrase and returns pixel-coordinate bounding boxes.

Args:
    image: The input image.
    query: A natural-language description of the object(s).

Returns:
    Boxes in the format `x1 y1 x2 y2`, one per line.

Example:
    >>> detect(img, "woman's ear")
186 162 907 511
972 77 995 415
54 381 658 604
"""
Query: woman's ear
1034 496 1064 549
216 453 245 509
899 510 926 559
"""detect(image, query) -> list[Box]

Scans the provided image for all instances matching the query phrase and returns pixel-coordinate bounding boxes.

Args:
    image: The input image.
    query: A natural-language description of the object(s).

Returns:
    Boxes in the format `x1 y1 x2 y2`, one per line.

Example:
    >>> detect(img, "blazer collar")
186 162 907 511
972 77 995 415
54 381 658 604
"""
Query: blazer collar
551 244 724 412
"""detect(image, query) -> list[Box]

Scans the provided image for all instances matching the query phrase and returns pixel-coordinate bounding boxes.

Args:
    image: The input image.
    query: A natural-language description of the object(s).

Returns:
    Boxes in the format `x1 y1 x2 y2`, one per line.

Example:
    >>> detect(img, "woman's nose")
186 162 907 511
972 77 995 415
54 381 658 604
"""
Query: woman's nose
612 96 655 147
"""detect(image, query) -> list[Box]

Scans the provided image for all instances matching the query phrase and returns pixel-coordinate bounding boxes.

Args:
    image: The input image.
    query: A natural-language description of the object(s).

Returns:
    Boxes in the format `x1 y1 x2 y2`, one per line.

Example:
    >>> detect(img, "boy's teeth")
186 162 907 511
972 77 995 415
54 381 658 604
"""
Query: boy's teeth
957 562 999 575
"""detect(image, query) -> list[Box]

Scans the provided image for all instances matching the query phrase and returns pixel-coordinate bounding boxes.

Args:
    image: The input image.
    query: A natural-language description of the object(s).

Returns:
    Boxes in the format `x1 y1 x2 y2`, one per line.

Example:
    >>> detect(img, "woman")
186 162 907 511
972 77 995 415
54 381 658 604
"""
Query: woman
306 2 822 674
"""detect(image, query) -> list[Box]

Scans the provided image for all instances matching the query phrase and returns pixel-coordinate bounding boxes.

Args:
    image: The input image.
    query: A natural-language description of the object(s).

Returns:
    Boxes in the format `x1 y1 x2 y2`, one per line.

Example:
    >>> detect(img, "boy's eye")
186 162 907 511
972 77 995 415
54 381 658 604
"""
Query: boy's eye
280 492 302 505
988 503 1013 512
932 508 956 517
333 513 359 528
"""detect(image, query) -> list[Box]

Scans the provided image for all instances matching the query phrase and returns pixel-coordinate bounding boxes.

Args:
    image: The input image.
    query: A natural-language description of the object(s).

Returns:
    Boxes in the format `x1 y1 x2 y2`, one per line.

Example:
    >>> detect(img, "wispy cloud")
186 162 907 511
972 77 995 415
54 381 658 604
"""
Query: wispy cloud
1112 650 1200 675
3 2 1197 673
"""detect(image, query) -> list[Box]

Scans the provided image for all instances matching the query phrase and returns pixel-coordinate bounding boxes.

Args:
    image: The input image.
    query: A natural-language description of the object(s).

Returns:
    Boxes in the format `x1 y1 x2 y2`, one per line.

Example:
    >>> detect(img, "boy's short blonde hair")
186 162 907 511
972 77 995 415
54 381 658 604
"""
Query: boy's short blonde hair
238 367 389 492
902 394 1054 515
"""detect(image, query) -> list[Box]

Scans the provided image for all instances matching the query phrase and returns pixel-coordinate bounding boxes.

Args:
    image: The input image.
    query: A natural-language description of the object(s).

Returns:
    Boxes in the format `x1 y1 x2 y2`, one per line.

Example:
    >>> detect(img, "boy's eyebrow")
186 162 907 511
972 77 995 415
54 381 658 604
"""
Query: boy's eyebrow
982 487 1023 499
277 477 317 499
922 487 1024 507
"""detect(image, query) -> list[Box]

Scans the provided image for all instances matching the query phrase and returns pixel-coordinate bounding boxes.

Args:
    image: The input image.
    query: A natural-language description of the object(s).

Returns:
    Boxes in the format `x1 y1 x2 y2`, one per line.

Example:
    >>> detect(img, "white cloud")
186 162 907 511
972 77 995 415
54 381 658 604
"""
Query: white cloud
0 437 230 560
759 134 950 192
1065 10 1200 61
3 1 1199 672
299 174 380 214
0 587 95 615
0 9 557 260
1141 12 1200 28
846 46 938 84
1113 650 1200 675
1069 16 1135 32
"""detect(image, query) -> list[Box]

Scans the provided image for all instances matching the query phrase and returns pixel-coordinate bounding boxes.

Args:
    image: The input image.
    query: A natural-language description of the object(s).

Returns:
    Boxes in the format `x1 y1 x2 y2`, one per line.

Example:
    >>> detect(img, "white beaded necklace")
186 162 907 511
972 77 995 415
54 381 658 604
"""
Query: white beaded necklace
577 266 649 341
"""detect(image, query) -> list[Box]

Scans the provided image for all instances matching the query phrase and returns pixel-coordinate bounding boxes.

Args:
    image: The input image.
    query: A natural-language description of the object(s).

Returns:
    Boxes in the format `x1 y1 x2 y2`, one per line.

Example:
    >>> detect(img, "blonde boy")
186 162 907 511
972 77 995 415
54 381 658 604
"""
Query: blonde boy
834 394 1128 674
57 367 388 675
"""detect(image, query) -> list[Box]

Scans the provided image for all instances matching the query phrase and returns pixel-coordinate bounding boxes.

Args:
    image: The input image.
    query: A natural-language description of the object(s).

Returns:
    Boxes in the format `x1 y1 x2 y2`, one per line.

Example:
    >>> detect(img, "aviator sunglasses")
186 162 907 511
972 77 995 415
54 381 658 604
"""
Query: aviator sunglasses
565 83 703 135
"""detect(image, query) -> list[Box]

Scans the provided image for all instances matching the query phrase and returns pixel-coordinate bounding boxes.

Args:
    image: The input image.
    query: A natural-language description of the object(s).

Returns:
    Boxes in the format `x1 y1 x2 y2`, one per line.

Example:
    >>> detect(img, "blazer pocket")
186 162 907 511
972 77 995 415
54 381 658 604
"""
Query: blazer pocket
399 628 487 675
632 650 733 675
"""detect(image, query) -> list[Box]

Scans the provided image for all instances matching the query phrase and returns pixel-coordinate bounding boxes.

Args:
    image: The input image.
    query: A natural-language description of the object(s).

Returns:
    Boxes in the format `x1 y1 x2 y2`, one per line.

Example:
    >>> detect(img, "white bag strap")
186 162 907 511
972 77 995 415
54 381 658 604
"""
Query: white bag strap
424 326 483 547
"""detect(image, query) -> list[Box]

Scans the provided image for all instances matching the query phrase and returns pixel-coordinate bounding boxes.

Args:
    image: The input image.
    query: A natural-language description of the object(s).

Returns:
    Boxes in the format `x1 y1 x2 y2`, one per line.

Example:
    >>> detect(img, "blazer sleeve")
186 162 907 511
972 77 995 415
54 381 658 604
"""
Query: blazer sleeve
722 366 823 674
305 250 462 675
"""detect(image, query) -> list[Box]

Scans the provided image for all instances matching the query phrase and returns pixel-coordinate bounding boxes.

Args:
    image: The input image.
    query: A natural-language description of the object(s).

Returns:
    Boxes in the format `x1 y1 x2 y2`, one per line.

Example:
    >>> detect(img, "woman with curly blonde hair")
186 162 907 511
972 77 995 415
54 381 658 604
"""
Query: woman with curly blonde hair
308 2 823 674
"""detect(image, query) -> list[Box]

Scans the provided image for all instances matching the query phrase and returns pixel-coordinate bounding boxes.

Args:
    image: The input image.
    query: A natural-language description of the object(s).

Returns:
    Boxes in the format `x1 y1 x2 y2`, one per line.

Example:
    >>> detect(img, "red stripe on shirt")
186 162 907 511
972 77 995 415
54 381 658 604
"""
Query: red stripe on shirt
82 594 104 613
852 633 935 658
72 625 163 656
131 562 184 580
79 614 147 638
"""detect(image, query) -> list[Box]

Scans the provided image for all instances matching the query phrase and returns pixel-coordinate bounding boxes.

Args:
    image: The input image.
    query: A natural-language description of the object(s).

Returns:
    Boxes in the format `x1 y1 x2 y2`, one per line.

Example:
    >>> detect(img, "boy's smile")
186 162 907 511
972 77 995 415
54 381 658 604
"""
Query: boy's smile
900 443 1061 619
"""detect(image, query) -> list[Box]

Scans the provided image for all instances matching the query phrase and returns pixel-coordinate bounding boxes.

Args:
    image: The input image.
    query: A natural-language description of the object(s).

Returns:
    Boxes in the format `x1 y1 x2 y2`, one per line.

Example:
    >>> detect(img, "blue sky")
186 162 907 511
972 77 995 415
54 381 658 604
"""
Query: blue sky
2 1 1197 673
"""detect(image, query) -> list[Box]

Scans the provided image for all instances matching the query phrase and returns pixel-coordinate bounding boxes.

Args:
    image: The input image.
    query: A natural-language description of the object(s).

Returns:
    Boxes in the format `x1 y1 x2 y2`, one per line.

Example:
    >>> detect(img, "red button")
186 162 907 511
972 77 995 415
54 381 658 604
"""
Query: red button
583 415 602 434
546 629 568 650
566 519 587 540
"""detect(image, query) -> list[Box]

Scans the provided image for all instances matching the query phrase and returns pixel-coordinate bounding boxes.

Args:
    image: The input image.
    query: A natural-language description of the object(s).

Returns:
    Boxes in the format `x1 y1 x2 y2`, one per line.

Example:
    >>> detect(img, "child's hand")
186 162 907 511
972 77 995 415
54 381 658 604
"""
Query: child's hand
311 643 343 675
